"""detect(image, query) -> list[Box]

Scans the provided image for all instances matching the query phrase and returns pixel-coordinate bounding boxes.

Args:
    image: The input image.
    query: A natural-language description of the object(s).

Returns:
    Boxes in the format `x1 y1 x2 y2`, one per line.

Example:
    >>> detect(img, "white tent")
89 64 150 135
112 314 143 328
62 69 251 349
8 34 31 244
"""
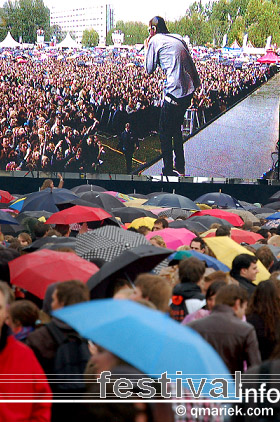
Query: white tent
0 31 21 48
56 33 80 49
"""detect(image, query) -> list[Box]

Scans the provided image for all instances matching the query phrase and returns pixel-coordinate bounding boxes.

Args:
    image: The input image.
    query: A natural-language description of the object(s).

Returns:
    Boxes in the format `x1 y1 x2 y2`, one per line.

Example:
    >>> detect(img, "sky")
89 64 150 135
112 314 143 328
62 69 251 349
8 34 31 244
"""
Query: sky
42 0 191 24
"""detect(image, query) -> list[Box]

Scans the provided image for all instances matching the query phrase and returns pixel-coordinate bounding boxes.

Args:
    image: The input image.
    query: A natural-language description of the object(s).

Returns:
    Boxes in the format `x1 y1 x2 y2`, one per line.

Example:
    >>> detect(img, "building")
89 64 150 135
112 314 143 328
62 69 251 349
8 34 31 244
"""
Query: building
50 1 114 45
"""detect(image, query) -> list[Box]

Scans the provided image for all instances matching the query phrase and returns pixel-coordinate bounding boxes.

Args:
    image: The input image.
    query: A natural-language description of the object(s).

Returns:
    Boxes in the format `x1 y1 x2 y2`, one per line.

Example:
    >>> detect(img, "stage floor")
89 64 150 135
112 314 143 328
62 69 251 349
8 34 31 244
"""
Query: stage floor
143 73 280 179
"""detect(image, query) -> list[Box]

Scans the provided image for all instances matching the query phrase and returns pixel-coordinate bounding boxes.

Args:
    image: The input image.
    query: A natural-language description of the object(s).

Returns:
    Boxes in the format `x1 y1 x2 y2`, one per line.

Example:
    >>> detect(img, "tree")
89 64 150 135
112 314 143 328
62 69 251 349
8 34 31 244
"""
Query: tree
245 0 280 46
47 24 66 43
0 0 50 43
82 28 99 47
106 20 147 45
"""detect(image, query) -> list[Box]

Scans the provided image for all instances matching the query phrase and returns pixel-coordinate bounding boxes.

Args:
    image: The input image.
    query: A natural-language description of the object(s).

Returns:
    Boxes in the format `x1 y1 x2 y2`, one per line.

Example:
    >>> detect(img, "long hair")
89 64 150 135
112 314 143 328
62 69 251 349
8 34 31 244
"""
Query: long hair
247 280 280 340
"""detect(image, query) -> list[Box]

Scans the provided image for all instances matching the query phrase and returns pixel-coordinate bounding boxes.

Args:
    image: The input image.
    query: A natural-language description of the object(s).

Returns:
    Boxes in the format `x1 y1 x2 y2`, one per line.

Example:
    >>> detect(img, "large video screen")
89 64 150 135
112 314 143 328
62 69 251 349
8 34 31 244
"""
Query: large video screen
0 47 278 179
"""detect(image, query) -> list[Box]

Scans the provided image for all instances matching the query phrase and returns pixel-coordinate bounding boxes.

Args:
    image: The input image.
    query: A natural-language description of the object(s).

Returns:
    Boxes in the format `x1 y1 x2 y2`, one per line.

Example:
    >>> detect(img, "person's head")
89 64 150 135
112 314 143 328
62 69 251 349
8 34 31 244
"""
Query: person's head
205 280 227 311
131 274 172 312
152 218 168 231
255 246 275 270
41 179 54 190
0 281 15 330
190 237 206 253
203 270 233 294
7 300 39 333
257 228 271 240
33 222 50 239
125 122 130 131
51 280 90 310
148 16 169 35
247 280 280 339
215 225 231 237
149 235 167 248
178 257 206 286
230 254 259 282
215 284 248 319
268 235 280 247
54 224 71 237
137 226 151 236
17 232 32 247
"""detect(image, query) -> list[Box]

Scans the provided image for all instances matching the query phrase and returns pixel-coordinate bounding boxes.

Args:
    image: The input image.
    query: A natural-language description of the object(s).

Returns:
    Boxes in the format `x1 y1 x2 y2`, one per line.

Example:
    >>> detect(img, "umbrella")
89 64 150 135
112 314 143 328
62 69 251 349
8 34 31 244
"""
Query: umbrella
45 206 111 225
9 249 98 299
267 191 280 201
105 191 135 202
189 209 244 227
127 193 148 199
238 200 256 210
23 236 76 253
71 184 107 194
129 217 156 230
77 191 126 210
16 210 53 223
168 250 230 272
1 223 24 235
76 226 150 262
53 299 233 390
169 219 208 233
186 215 233 229
261 219 280 229
226 209 260 224
144 194 200 210
0 210 19 225
157 208 192 219
249 207 276 215
111 207 157 223
203 228 264 245
0 189 15 203
146 191 170 198
20 188 78 213
203 237 270 284
195 192 243 209
87 245 174 298
9 197 27 212
251 243 280 259
266 212 280 220
146 228 196 250
263 201 280 210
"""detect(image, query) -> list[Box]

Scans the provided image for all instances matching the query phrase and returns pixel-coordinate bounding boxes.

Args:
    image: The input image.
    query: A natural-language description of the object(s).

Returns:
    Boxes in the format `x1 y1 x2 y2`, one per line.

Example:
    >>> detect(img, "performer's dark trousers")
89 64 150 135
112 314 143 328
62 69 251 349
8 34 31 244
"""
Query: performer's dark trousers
159 94 192 175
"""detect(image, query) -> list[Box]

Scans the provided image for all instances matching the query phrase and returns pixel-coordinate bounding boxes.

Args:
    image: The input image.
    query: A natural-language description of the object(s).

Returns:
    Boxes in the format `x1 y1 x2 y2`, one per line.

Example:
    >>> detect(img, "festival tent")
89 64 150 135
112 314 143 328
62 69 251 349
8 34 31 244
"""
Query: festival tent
0 32 21 48
230 39 240 48
56 33 81 49
257 50 279 63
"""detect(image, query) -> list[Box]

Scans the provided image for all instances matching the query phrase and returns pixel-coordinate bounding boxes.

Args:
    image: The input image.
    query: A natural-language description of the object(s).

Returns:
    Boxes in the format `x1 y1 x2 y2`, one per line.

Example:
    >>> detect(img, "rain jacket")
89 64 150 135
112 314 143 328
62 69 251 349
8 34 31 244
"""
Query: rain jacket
0 325 52 422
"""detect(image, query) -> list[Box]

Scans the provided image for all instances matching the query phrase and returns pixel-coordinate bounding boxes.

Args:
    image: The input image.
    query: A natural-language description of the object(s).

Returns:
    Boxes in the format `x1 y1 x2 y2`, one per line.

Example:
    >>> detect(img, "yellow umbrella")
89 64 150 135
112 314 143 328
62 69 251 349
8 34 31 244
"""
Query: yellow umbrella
196 203 212 210
129 217 156 230
204 236 270 285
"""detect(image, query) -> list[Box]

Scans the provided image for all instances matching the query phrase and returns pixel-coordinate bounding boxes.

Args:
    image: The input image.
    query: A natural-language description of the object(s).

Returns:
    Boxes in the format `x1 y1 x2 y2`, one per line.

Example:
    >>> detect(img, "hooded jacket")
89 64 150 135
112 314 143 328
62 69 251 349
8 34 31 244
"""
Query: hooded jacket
170 282 206 322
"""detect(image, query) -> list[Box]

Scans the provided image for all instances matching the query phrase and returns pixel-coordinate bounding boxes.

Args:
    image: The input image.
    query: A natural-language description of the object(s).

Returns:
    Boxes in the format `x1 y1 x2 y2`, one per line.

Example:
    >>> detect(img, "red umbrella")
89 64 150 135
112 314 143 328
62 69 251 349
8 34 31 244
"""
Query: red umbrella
204 228 264 245
45 205 111 225
189 209 244 227
9 250 99 299
0 190 15 204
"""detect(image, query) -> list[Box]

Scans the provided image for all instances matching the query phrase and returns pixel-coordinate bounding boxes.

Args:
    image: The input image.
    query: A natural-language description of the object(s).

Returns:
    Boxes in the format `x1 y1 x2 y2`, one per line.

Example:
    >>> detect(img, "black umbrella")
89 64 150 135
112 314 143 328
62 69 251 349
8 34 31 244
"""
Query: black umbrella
1 223 24 235
157 208 192 219
111 207 157 223
87 245 174 299
146 191 170 198
195 192 243 209
76 226 150 261
144 194 200 210
71 184 107 194
0 210 19 225
249 207 276 215
20 188 78 213
169 219 208 233
77 192 126 211
16 210 53 223
267 191 280 202
23 236 76 253
187 215 233 229
262 202 280 211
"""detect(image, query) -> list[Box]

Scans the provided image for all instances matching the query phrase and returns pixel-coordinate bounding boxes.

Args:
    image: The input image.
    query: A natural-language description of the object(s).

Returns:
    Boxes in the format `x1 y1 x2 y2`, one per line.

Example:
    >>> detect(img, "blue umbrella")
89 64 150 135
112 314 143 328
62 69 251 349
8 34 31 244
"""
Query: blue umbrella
0 210 19 225
54 299 234 397
266 212 280 220
168 250 230 272
20 188 78 213
195 193 243 209
143 194 200 210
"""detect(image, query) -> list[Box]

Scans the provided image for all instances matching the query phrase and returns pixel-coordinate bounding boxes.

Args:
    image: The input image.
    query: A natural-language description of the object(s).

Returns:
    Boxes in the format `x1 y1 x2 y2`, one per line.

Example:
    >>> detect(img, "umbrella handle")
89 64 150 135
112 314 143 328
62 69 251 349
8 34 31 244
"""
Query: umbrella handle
124 272 135 289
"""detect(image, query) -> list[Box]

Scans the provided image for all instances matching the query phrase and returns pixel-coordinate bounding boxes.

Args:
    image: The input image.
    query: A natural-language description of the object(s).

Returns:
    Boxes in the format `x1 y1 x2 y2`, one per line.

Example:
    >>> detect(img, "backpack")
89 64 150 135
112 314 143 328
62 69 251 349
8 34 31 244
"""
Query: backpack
46 321 90 393
170 295 188 322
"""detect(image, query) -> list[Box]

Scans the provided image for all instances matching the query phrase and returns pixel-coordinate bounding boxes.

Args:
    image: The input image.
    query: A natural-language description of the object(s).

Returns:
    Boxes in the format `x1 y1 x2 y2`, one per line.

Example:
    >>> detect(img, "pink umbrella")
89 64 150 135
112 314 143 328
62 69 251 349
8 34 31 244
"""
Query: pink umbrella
146 228 196 250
